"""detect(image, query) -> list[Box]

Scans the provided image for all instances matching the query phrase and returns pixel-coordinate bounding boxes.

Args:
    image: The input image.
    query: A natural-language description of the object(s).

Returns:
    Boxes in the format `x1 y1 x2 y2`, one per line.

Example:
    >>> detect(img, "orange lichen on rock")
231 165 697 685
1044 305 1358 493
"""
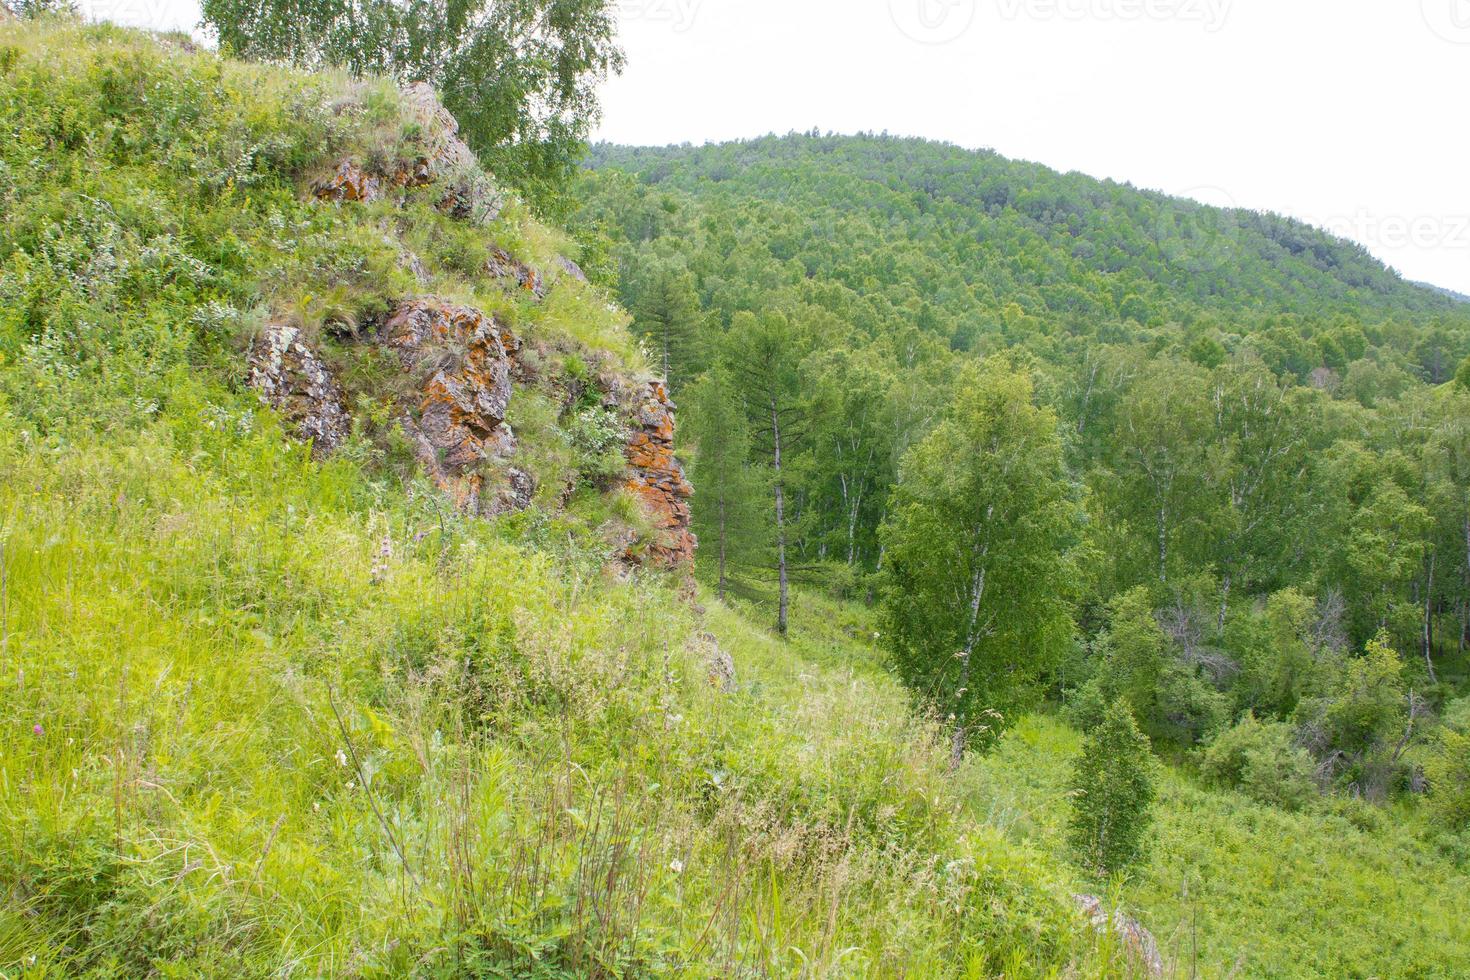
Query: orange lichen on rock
382 298 531 516
623 380 696 568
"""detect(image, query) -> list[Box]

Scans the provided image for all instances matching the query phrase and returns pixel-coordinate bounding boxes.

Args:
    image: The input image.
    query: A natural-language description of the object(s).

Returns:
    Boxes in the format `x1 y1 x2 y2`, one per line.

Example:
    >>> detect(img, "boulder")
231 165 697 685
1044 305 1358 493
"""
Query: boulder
692 631 736 692
1074 894 1165 977
246 324 350 456
556 255 589 283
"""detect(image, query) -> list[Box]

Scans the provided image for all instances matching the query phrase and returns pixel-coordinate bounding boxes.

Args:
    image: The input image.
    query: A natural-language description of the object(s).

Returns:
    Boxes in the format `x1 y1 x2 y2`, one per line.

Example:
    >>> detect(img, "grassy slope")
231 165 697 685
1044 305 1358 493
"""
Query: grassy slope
0 18 1123 978
4 18 1463 980
969 717 1470 978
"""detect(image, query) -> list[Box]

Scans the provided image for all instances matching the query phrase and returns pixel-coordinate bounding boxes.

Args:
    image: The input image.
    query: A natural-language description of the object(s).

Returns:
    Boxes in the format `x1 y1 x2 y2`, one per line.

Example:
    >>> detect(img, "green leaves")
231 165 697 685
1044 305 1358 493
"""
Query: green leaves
1068 700 1157 876
879 358 1078 756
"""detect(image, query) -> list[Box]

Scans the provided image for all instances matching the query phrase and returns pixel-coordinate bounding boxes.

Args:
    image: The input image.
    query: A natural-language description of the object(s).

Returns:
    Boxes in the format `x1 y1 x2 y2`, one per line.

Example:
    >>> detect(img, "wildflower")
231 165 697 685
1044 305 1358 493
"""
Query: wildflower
32 724 43 736
669 859 684 874
313 801 321 813
335 748 348 767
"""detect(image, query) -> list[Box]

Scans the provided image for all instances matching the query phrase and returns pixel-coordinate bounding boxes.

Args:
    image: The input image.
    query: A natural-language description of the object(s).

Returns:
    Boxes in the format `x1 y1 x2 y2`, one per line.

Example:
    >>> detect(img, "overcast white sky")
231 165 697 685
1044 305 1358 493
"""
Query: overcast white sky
81 0 1470 294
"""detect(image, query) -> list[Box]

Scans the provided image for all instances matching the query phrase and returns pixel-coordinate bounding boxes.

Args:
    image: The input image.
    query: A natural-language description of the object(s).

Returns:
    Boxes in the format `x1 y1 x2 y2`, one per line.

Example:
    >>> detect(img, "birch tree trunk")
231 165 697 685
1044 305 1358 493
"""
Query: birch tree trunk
772 396 789 637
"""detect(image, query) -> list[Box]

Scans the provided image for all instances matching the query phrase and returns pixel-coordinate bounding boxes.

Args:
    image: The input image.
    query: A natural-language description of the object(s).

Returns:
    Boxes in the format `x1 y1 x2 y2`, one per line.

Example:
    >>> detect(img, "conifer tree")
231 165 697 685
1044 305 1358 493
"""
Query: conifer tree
685 366 765 600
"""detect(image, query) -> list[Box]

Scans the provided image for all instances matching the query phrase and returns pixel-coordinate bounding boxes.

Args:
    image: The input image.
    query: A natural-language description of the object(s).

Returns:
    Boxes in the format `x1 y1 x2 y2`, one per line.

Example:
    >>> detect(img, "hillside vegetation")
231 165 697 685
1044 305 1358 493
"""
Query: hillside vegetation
0 17 1149 978
3 14 1469 979
570 131 1470 974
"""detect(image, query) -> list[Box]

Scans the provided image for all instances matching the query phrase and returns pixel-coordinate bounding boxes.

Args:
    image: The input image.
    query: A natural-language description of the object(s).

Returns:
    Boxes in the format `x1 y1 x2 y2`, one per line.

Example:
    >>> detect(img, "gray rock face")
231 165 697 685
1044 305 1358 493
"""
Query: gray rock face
1074 894 1165 976
247 324 350 456
556 255 589 283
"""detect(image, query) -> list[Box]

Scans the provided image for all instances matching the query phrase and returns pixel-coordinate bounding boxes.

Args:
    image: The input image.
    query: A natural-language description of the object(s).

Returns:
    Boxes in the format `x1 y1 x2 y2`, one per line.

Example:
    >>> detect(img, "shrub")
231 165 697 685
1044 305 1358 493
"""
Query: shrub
1425 730 1470 831
1069 700 1158 876
1201 713 1317 811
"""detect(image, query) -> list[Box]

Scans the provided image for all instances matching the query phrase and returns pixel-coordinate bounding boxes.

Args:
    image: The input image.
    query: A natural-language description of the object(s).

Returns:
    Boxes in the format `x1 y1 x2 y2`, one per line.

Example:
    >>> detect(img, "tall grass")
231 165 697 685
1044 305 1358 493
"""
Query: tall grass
0 17 1137 978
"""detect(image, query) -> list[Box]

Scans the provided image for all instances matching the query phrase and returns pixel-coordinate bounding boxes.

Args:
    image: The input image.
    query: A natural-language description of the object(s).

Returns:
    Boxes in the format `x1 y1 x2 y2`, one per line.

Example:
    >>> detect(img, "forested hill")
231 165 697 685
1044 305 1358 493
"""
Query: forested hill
581 133 1468 352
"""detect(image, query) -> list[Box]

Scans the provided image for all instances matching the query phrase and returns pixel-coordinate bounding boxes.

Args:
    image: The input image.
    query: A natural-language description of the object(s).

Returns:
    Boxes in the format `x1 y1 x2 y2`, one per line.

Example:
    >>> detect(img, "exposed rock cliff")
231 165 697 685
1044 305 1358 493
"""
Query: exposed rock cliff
624 380 696 567
247 324 350 456
382 298 530 516
249 83 695 569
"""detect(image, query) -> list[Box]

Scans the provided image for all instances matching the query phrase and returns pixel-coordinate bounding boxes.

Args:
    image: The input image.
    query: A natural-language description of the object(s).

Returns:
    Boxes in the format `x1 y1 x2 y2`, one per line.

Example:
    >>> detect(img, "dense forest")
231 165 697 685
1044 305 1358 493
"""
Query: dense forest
576 132 1470 805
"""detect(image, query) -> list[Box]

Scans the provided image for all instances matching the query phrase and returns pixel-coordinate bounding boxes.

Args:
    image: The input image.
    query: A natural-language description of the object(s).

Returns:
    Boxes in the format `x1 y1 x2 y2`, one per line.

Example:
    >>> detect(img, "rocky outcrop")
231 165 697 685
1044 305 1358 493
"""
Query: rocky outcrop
624 380 695 568
313 83 500 224
691 631 736 692
1074 895 1165 977
556 255 589 283
486 246 546 300
382 298 530 515
290 83 695 567
247 324 350 456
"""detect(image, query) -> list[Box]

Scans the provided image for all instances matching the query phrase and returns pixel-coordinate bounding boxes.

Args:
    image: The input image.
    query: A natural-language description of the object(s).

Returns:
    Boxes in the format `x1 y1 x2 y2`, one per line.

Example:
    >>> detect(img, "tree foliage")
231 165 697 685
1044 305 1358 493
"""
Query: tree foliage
879 358 1077 761
1069 701 1158 876
201 0 623 211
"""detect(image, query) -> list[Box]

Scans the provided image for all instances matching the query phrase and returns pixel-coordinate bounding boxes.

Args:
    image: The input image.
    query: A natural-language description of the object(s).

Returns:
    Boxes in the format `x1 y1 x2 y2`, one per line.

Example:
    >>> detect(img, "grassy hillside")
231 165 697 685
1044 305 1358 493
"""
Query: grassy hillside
970 717 1470 978
0 17 1129 977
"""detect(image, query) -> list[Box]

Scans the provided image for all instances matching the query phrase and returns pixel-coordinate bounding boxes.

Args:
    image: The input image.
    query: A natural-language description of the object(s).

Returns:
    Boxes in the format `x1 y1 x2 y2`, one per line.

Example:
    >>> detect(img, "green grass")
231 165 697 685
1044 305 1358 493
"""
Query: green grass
0 17 1126 978
968 715 1470 978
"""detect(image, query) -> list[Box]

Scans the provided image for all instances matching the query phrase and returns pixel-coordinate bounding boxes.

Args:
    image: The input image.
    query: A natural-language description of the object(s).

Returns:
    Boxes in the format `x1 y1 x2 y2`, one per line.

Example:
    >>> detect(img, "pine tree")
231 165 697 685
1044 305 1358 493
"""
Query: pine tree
685 366 765 600
631 264 704 392
1068 700 1158 876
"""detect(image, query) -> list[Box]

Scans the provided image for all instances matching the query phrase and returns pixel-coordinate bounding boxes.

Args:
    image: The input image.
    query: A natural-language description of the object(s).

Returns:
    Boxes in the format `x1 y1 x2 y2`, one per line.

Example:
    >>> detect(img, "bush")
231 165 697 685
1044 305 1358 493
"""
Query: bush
1201 714 1318 811
1425 730 1470 831
1154 660 1230 746
1069 700 1158 876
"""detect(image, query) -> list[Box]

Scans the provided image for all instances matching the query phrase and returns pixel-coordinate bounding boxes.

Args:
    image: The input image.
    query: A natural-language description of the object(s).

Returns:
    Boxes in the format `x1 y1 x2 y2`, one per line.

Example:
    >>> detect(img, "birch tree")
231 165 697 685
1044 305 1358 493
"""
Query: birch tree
880 358 1078 768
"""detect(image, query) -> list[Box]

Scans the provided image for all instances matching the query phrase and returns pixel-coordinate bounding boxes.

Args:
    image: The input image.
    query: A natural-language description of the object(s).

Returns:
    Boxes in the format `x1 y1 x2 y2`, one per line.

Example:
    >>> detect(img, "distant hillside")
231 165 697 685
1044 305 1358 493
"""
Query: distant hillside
581 134 1468 349
1414 280 1470 304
